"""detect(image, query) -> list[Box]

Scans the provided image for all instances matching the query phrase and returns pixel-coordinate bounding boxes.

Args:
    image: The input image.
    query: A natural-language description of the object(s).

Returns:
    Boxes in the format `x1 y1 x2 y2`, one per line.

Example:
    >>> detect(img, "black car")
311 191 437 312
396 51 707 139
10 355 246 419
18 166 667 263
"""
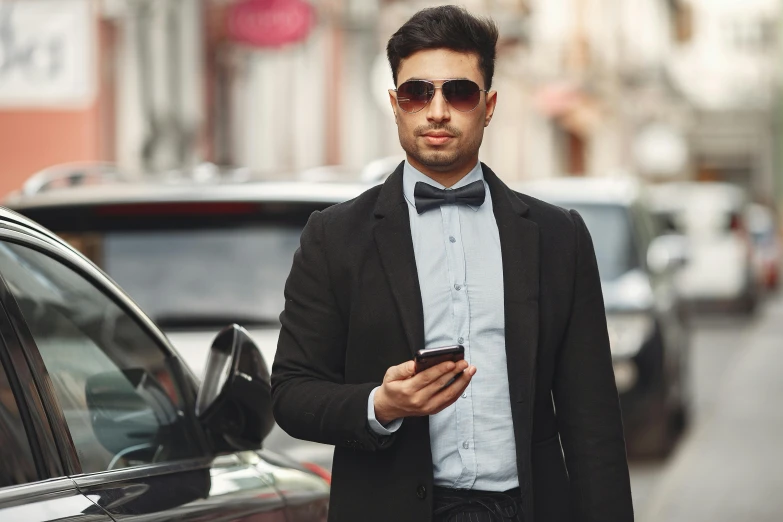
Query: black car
5 163 370 471
0 206 329 521
521 177 692 458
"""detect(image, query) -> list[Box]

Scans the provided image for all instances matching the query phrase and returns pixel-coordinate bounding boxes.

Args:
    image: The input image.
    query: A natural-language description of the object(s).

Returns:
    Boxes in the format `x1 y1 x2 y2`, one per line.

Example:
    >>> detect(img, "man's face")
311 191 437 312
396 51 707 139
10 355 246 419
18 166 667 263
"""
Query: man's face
389 48 497 176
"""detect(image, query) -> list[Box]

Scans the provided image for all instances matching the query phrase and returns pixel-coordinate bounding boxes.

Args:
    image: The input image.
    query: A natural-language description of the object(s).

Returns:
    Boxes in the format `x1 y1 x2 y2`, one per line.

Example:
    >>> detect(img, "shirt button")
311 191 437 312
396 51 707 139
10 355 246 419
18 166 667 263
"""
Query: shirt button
458 337 464 344
449 236 456 243
454 284 461 291
462 441 470 449
416 485 427 499
462 392 468 399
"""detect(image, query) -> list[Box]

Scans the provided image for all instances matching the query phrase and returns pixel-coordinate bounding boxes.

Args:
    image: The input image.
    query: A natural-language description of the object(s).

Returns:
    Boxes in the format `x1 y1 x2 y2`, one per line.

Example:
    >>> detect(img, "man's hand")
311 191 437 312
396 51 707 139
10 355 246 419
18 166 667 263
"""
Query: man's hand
373 360 477 425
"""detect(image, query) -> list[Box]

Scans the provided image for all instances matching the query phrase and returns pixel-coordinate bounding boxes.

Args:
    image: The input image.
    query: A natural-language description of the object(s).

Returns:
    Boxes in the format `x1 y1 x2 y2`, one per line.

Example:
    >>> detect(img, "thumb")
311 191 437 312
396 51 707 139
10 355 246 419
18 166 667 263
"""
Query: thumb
385 360 416 382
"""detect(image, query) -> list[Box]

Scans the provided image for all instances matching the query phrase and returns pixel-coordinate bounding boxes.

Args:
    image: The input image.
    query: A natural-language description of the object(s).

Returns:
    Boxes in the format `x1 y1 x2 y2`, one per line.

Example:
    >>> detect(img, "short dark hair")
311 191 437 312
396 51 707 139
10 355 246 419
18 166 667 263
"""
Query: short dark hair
386 5 499 90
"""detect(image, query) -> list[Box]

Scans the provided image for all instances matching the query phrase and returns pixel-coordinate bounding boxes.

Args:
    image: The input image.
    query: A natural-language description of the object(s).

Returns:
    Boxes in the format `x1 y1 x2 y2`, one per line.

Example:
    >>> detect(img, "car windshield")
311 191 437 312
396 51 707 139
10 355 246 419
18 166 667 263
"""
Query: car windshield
558 203 638 281
23 202 322 327
102 227 300 326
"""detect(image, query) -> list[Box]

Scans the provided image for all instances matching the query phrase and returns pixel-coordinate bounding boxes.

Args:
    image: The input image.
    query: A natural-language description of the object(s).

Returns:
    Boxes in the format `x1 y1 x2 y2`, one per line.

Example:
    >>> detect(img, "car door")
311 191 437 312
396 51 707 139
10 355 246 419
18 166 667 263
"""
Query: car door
0 293 111 520
0 230 288 521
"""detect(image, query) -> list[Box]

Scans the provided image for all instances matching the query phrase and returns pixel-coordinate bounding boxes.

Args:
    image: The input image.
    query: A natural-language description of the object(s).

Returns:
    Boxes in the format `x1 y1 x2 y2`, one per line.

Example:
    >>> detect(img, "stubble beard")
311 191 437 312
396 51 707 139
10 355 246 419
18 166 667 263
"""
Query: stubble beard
400 124 483 173
409 147 461 170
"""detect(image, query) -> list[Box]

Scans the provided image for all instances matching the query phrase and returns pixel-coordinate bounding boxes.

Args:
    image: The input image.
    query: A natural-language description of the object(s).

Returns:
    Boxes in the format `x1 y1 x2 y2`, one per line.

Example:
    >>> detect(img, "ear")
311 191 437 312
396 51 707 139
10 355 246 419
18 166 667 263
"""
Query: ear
388 90 399 124
484 90 497 127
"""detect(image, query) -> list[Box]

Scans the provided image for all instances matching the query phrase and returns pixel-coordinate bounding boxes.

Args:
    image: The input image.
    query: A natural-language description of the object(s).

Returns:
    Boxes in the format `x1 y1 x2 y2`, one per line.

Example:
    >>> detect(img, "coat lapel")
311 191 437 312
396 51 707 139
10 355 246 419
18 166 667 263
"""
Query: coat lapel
483 164 540 410
373 163 425 358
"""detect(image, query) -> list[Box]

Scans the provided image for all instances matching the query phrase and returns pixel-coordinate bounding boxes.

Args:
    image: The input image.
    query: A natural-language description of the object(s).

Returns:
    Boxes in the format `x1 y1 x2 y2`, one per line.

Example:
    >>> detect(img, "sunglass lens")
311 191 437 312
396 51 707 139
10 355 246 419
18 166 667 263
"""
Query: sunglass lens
443 80 481 111
397 81 433 113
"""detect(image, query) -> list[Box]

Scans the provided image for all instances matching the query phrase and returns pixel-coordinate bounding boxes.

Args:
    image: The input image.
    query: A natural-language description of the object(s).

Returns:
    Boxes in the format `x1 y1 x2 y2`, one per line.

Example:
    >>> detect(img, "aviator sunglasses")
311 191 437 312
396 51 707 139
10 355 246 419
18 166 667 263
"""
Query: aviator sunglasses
393 79 488 113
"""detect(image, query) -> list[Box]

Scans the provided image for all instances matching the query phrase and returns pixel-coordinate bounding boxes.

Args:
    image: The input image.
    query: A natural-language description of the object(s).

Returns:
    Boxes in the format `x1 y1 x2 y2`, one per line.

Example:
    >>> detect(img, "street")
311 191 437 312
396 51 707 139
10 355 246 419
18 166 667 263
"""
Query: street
631 293 783 520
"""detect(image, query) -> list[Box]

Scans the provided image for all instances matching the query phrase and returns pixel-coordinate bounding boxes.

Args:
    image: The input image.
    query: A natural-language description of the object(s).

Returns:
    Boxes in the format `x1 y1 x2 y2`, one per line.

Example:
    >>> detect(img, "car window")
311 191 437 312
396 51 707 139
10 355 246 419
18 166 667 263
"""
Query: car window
99 226 302 327
559 203 640 281
26 203 318 329
0 241 202 474
0 347 38 487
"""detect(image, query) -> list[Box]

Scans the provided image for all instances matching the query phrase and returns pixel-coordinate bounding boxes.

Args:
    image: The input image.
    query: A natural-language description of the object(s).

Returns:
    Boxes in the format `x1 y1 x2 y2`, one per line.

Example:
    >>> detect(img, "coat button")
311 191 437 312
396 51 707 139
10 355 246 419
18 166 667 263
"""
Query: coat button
416 485 427 499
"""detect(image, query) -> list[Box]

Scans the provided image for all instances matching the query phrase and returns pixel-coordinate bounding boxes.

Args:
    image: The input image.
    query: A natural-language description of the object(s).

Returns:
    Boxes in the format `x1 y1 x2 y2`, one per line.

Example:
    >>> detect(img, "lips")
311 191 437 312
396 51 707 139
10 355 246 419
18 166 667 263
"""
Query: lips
422 132 454 145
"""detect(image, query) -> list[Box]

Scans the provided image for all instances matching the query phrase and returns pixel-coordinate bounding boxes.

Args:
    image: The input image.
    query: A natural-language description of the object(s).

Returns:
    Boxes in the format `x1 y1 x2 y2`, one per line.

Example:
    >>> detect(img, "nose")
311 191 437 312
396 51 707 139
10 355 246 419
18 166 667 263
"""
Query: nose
425 86 451 123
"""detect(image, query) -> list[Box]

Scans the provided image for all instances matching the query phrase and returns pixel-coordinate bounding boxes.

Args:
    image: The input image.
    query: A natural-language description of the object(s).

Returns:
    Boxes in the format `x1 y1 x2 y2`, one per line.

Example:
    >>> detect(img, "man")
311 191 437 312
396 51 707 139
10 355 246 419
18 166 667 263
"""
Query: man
272 5 634 522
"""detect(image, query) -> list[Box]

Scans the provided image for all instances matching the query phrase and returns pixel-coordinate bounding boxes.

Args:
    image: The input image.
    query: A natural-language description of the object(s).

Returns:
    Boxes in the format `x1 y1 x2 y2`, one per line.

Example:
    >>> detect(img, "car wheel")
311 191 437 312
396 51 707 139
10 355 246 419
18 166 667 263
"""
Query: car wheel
670 396 689 436
628 398 681 460
646 420 672 460
738 292 758 315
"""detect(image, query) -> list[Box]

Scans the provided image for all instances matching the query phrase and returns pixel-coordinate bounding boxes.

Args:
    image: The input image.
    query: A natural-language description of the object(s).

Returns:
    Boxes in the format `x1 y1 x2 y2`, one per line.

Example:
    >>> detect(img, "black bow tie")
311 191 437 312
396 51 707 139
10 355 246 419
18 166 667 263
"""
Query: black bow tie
413 180 486 215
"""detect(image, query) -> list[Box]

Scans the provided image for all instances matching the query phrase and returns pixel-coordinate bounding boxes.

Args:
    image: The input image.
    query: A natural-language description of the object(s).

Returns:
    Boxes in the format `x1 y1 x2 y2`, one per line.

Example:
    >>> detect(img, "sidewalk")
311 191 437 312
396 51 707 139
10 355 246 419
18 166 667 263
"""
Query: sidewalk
642 296 783 521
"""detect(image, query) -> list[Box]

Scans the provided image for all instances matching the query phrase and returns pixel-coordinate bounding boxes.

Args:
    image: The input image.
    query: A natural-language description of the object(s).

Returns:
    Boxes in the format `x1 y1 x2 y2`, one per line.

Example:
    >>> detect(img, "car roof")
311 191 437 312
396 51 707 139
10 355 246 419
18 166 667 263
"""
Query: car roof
646 181 748 213
514 176 643 206
5 179 375 211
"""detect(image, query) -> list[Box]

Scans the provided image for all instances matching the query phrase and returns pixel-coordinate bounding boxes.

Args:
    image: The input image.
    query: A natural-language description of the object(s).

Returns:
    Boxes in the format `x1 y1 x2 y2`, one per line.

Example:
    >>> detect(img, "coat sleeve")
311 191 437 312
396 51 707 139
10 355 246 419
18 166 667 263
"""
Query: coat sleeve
553 209 634 521
271 210 395 451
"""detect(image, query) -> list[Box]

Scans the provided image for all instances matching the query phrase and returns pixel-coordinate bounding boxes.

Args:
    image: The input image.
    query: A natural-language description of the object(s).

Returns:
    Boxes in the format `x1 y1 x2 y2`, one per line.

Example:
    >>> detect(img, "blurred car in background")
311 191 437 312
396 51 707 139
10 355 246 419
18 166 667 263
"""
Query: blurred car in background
520 177 692 457
6 162 371 472
359 155 405 183
747 203 781 292
648 181 760 313
0 205 329 521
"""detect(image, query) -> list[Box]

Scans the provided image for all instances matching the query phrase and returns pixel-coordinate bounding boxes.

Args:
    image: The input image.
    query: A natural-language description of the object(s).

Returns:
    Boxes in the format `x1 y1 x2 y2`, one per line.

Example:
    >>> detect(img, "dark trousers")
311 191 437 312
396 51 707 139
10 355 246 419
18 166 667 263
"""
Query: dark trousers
433 486 525 522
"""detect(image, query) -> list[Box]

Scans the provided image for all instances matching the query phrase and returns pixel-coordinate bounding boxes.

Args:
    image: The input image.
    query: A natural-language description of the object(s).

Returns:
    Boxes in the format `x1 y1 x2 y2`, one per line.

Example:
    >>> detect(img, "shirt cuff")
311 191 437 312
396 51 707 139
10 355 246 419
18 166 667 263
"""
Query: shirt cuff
367 386 403 435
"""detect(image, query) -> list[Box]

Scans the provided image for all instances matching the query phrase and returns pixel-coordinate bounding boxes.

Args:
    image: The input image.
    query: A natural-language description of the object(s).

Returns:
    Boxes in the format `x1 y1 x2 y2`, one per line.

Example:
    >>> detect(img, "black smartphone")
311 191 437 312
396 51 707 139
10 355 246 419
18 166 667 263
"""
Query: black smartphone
414 345 465 374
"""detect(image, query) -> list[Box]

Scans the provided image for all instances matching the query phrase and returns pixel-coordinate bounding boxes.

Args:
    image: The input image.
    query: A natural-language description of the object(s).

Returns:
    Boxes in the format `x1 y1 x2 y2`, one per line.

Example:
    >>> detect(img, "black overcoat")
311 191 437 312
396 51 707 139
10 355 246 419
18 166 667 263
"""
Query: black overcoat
272 163 634 522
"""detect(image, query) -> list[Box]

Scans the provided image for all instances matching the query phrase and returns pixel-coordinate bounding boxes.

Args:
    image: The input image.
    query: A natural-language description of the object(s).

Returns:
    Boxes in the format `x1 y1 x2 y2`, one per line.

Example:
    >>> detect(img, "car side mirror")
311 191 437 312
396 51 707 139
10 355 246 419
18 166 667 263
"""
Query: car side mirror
196 324 273 452
648 234 689 274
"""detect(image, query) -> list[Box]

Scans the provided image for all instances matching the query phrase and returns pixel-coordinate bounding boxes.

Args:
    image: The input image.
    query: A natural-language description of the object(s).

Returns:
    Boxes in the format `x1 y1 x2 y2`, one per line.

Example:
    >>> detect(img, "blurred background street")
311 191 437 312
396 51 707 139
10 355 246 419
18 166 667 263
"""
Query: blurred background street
1 0 783 519
630 294 783 520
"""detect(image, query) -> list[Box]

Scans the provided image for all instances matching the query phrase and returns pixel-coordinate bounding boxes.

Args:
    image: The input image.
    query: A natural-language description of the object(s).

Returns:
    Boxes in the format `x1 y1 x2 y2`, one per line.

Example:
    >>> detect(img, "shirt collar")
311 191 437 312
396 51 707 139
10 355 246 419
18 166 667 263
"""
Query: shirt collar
402 160 485 212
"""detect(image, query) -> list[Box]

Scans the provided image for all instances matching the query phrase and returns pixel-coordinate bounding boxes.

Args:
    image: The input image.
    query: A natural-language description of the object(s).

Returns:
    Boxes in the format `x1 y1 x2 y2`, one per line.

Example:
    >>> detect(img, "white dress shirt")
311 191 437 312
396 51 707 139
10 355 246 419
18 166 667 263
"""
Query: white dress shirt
367 160 519 491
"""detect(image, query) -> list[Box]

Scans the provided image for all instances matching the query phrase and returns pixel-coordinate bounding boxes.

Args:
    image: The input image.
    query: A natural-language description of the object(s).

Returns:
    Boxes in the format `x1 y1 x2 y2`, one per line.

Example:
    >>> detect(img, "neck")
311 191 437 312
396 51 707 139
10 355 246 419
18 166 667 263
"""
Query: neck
407 155 478 188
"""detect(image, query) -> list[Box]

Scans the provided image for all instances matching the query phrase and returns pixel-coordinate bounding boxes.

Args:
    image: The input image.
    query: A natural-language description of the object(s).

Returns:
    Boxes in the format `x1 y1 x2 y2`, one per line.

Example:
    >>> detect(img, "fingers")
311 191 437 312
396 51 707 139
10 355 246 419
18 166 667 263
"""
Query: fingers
384 360 416 383
439 364 476 394
427 365 477 415
430 363 471 390
410 360 468 390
